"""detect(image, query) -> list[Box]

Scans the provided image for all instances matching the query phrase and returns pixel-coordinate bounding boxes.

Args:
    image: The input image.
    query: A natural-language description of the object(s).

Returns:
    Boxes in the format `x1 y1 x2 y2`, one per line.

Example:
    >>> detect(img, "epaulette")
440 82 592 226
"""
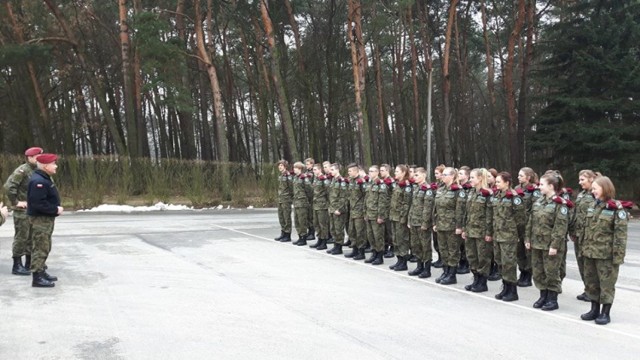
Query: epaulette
420 183 429 191
552 195 574 208
409 178 416 185
298 174 306 180
399 180 409 188
327 174 334 180
364 175 370 182
462 183 472 190
480 188 493 197
606 200 633 210
383 177 394 185
492 186 498 193
356 177 365 185
450 184 461 191
564 187 573 195
430 182 438 190
515 188 525 197
341 177 348 184
375 178 382 185
525 184 537 192
318 175 326 181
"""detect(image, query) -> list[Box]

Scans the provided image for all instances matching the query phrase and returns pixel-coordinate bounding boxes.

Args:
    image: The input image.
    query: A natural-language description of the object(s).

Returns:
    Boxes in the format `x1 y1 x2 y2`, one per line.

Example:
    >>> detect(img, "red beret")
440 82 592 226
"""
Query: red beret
24 147 43 156
36 153 58 164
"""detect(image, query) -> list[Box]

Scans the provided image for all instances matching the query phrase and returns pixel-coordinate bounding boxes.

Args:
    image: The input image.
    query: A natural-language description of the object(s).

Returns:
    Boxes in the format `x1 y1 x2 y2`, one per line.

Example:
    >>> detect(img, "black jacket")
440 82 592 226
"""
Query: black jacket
27 170 60 217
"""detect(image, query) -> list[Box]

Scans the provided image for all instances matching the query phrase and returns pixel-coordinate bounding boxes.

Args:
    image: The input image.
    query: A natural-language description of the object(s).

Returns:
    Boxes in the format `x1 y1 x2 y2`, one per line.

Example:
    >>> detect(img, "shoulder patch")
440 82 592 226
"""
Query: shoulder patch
426 190 433 196
405 187 411 193
560 206 568 215
459 192 466 198
513 197 522 206
36 183 44 188
618 211 627 220
533 190 541 198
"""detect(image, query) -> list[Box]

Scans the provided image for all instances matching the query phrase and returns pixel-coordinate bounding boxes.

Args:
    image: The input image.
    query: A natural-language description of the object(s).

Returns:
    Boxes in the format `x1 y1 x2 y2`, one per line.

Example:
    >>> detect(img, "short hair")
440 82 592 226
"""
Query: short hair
592 176 616 200
369 165 379 171
380 164 391 172
519 167 538 184
322 161 331 167
443 167 458 183
304 158 315 165
415 167 427 176
347 162 359 169
409 164 417 170
497 171 513 187
276 159 289 167
313 164 323 171
331 163 341 171
293 162 305 170
459 166 471 174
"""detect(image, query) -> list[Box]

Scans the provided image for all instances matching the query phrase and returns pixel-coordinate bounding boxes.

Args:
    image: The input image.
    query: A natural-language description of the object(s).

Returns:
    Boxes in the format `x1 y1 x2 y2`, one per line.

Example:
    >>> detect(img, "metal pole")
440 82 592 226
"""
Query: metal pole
426 68 433 180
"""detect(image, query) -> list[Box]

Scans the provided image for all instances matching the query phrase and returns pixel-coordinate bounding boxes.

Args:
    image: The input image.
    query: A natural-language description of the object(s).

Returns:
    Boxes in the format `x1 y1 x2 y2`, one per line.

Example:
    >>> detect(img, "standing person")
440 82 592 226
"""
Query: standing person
364 166 389 265
408 168 431 277
525 173 572 311
327 164 348 255
388 164 412 271
27 153 63 288
546 170 573 281
432 164 446 268
569 170 598 302
457 166 472 274
491 172 526 302
322 161 334 243
580 176 630 325
292 162 310 246
345 163 367 260
420 180 438 278
515 167 540 287
379 164 395 258
310 164 330 250
274 160 293 242
3 146 43 276
304 158 316 240
433 167 466 285
461 169 493 292
486 167 500 281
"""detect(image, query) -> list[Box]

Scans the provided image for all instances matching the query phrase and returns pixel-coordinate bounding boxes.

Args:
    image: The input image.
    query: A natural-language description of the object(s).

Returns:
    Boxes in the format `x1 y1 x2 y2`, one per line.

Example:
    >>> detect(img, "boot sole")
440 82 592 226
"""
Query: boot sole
12 271 31 276
32 283 55 288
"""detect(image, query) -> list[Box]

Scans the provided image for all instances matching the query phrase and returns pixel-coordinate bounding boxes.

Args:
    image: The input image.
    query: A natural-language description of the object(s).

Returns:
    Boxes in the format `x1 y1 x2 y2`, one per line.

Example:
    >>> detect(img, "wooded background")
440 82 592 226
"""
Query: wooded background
1 0 639 199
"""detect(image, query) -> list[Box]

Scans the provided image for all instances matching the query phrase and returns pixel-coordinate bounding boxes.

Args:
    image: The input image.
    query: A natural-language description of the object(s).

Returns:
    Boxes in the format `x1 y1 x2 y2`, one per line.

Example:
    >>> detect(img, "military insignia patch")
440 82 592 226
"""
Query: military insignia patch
426 190 433 196
405 187 411 193
513 197 522 206
618 211 627 220
459 192 466 198
533 190 541 198
560 206 568 215
324 180 330 185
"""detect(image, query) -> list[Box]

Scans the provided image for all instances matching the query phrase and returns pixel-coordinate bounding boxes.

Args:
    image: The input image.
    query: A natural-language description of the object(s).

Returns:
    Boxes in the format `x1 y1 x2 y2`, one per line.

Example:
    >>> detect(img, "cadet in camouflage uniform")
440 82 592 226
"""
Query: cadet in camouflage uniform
291 162 310 246
515 167 539 287
388 165 413 272
304 158 316 240
579 176 629 325
327 164 348 255
3 146 43 276
364 166 390 265
491 172 526 302
345 163 367 260
310 164 330 250
407 168 432 278
431 164 446 268
27 153 63 288
274 160 293 242
433 167 466 285
457 166 472 274
379 164 395 258
461 168 493 292
525 173 571 311
569 170 598 302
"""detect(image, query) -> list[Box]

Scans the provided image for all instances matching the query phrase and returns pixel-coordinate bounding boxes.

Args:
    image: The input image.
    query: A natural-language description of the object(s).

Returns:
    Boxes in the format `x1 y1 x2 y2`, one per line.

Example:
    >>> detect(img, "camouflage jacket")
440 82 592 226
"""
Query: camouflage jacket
389 180 412 223
292 174 310 207
3 162 36 212
434 184 466 231
328 176 348 214
526 195 571 250
490 189 525 242
408 182 428 227
583 200 628 264
348 176 366 218
312 175 330 210
364 178 390 220
304 170 314 202
569 190 596 240
277 171 293 204
515 183 541 219
463 188 494 238
421 183 438 229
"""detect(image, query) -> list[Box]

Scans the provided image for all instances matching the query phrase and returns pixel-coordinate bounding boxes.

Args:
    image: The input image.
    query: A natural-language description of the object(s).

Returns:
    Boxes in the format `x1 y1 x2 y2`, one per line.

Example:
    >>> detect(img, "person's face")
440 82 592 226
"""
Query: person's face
305 161 313 170
591 182 604 200
278 164 285 172
323 164 330 173
495 176 509 191
469 172 480 188
579 175 593 190
415 172 426 184
435 170 442 181
539 178 555 197
458 170 469 184
369 168 379 179
441 170 454 186
394 167 405 180
43 162 58 175
313 167 323 177
330 166 339 177
294 167 302 175
409 168 416 179
380 167 389 178
518 171 529 185
348 167 359 178
487 173 495 186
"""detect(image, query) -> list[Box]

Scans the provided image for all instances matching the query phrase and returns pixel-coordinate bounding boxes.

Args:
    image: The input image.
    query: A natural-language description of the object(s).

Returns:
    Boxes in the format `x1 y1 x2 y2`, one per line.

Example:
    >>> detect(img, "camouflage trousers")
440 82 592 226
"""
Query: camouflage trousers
347 217 367 249
12 210 32 257
313 209 329 240
294 206 309 238
392 221 410 257
466 237 492 276
573 236 586 285
366 220 385 252
330 213 347 244
583 257 619 304
494 240 518 283
410 226 432 263
278 203 292 233
531 248 563 293
307 196 315 231
29 216 55 273
439 230 462 267
384 219 393 248
517 236 532 271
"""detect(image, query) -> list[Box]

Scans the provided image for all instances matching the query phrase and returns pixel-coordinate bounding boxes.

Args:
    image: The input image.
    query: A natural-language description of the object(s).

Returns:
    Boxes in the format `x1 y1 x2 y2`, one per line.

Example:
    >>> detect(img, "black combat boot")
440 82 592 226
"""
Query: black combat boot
42 270 58 282
279 232 292 242
409 254 418 263
365 250 378 263
465 271 479 291
581 301 600 321
315 239 328 250
327 236 335 244
471 275 489 293
533 290 548 309
310 238 320 248
394 256 408 271
32 271 55 288
595 304 612 325
12 257 30 276
344 239 352 247
389 256 402 270
25 255 31 270
383 246 395 258
495 281 508 300
293 234 307 246
517 270 533 287
371 251 384 265
307 227 316 241
418 261 432 278
408 260 424 276
436 266 449 283
364 243 372 253
488 262 502 281
541 290 559 311
274 231 285 241
457 255 470 274
440 266 457 285
432 251 443 268
502 283 519 302
327 244 343 255
353 248 366 261
576 292 590 302
344 247 358 258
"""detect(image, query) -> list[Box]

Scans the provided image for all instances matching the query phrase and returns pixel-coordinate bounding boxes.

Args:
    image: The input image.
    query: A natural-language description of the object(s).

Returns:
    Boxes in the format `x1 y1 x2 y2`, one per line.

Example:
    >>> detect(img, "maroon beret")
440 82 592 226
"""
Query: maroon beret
36 153 58 164
24 147 44 156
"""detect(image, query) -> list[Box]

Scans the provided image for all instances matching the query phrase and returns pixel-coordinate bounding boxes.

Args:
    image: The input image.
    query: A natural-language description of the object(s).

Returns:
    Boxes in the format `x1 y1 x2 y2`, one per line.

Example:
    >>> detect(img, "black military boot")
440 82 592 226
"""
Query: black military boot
327 244 343 255
408 260 424 276
488 262 502 281
409 254 418 263
344 247 358 258
32 271 55 288
517 270 533 287
42 270 58 282
440 266 457 285
353 248 366 261
389 256 402 270
383 246 395 258
327 236 335 244
457 256 470 274
394 256 408 271
502 283 519 302
274 231 285 241
365 250 378 263
12 257 30 276
471 275 489 293
436 266 449 283
344 239 352 247
279 232 292 242
309 238 320 248
541 290 559 311
465 271 479 291
25 255 31 270
364 243 372 253
533 290 548 309
495 281 508 300
576 292 590 302
315 239 328 250
418 261 432 278
293 234 307 246
432 251 443 268
595 304 612 325
371 251 384 265
581 301 600 321
306 227 316 241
